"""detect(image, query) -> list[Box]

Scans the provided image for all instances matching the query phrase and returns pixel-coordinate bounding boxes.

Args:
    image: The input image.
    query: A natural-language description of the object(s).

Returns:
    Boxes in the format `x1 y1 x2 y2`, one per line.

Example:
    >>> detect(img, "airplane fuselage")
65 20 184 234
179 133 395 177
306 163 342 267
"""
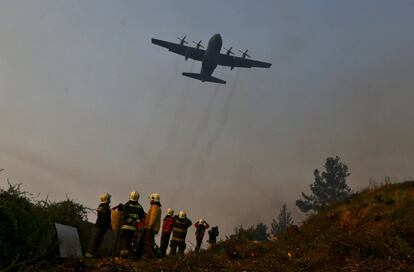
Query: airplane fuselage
200 34 222 76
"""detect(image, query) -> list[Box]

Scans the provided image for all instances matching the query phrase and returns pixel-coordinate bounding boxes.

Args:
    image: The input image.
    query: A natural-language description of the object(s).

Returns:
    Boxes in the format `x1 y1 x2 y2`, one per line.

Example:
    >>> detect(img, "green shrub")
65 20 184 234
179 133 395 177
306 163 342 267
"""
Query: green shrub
0 182 88 270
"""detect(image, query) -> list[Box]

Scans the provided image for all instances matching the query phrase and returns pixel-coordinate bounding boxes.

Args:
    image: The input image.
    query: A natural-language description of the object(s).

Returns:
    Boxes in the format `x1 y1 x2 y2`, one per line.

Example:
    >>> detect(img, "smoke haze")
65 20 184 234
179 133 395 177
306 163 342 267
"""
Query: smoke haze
0 1 414 241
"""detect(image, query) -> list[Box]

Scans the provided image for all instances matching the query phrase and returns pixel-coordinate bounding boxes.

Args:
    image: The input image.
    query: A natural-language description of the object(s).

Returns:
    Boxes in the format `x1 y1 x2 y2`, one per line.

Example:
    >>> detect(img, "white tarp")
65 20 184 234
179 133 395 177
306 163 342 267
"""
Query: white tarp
54 223 83 258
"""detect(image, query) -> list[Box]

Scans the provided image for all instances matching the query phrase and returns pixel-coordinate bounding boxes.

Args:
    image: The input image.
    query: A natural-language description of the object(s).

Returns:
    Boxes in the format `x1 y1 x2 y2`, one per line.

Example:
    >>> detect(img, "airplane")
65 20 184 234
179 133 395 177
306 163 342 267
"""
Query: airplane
151 33 272 84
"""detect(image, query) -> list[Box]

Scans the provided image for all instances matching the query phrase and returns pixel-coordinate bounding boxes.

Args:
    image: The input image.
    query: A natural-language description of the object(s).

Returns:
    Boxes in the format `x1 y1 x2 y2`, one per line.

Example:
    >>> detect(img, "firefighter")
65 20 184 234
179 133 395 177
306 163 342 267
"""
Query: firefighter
134 213 146 258
194 219 209 253
85 193 112 258
170 210 192 256
159 208 174 256
208 226 219 245
117 191 145 258
143 193 162 258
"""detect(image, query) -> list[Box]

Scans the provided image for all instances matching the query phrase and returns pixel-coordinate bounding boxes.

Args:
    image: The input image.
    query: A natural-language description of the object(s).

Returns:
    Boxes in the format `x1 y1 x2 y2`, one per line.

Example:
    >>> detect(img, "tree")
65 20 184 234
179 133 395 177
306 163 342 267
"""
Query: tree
254 223 269 241
296 156 351 213
271 204 294 236
231 225 255 241
230 223 268 242
45 199 88 227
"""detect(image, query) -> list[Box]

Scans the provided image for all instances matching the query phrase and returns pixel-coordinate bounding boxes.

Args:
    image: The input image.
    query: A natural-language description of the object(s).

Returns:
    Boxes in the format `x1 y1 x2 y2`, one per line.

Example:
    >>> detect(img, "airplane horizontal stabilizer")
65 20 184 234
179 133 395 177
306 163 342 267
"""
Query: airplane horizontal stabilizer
182 73 226 84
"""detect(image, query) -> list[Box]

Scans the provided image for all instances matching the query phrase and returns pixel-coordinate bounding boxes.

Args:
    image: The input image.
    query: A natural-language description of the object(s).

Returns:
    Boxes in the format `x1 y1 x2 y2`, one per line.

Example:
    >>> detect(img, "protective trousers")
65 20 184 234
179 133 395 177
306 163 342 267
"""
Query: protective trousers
144 229 155 258
160 232 171 256
119 229 135 258
170 239 186 256
86 227 106 256
195 238 202 253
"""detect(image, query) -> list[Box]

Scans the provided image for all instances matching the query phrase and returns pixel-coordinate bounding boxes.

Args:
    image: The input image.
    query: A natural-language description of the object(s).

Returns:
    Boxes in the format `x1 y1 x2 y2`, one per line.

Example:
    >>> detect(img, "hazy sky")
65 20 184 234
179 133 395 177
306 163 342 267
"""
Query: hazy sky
1 0 414 242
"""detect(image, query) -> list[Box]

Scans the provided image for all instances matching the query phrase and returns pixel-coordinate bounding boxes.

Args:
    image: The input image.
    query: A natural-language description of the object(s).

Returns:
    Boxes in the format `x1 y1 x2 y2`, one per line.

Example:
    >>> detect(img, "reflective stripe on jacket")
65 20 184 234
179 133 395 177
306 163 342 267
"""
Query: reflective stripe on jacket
171 216 192 242
118 200 145 230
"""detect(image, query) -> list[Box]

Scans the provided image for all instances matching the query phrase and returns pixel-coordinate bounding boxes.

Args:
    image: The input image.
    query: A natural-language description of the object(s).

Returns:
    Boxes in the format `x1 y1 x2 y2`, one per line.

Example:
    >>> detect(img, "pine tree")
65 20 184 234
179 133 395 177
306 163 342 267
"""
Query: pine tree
271 204 294 236
254 223 269 241
296 156 351 213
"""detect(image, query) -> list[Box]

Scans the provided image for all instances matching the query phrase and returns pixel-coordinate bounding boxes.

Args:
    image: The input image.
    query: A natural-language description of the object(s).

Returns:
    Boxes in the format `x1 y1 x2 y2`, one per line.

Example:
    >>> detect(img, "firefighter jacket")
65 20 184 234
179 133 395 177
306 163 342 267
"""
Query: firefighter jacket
171 216 192 243
208 226 219 239
95 202 111 230
118 200 145 231
144 201 162 233
195 221 210 240
162 215 174 234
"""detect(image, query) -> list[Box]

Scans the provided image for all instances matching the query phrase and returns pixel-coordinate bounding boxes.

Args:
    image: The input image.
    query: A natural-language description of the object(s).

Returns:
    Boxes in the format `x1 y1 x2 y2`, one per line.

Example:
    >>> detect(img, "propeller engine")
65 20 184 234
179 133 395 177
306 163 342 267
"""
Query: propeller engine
192 40 204 50
238 49 251 59
177 36 188 46
224 47 235 56
224 47 236 70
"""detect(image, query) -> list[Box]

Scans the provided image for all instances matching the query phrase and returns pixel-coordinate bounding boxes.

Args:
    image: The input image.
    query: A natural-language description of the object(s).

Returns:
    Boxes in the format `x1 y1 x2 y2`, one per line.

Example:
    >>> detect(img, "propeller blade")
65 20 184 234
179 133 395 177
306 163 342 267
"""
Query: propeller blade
224 47 235 55
177 36 188 44
238 49 250 58
192 40 204 48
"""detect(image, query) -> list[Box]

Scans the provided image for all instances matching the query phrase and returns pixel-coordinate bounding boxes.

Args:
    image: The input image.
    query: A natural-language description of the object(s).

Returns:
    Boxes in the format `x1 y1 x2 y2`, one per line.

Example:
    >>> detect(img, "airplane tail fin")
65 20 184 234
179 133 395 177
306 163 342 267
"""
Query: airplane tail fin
182 73 226 84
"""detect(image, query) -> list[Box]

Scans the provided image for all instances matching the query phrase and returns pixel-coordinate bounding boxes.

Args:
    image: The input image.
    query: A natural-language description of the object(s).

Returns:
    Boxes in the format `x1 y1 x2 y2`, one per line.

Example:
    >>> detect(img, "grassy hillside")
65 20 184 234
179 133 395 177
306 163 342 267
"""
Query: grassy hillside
182 181 414 271
14 181 414 271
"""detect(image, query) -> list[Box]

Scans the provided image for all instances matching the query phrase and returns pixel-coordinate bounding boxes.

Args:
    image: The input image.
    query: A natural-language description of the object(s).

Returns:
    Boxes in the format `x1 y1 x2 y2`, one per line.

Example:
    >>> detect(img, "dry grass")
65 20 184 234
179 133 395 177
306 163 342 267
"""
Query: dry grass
27 181 414 272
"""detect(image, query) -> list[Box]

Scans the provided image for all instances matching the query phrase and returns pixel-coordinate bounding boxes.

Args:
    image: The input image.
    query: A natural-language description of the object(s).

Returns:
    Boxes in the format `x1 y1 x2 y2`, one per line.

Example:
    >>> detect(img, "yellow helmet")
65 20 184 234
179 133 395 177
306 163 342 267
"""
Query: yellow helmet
150 193 160 202
167 208 174 216
100 193 111 203
178 210 186 219
129 191 139 201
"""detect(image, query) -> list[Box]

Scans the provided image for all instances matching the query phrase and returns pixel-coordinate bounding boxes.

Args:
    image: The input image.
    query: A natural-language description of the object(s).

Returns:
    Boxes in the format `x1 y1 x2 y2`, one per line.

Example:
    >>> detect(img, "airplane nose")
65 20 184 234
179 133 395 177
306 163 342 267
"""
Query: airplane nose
213 33 222 42
208 33 223 50
212 34 222 47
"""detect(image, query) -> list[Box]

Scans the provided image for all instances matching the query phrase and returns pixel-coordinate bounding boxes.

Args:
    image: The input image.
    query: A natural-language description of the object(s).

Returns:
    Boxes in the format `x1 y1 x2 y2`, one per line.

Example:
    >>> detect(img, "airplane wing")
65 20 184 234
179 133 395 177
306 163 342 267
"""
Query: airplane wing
151 38 205 61
216 53 272 69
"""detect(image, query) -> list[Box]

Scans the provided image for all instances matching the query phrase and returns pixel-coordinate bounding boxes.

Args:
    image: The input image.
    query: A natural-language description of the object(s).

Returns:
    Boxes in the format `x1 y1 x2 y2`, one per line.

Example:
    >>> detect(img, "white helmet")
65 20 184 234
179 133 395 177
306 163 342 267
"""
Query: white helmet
150 193 160 202
99 193 111 203
178 210 186 219
129 191 139 201
167 208 174 216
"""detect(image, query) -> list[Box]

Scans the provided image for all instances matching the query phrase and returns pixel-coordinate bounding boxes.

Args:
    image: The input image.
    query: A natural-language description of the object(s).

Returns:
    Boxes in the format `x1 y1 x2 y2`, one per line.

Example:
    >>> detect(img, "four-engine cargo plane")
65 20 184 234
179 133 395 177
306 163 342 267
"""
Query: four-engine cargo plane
151 34 272 84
